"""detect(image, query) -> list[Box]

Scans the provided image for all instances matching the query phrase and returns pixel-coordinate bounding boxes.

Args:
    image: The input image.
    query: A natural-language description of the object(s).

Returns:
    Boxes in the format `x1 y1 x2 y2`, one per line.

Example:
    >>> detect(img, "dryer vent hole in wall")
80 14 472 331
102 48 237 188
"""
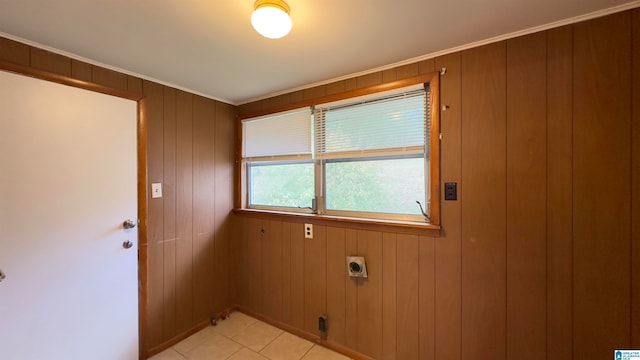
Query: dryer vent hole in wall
346 256 368 278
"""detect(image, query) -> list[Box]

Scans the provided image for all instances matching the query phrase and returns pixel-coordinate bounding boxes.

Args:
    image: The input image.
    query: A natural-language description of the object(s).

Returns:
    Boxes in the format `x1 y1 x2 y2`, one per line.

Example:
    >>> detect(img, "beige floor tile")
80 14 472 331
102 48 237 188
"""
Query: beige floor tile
172 328 217 354
211 312 258 338
177 331 242 360
153 313 351 360
211 311 259 338
232 320 284 352
300 345 351 360
148 348 187 360
227 347 270 360
173 327 242 360
259 332 313 360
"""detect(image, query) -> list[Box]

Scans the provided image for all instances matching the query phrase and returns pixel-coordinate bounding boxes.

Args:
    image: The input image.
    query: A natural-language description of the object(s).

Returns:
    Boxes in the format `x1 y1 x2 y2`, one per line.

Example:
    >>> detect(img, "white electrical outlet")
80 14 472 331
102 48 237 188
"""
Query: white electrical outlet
304 223 313 239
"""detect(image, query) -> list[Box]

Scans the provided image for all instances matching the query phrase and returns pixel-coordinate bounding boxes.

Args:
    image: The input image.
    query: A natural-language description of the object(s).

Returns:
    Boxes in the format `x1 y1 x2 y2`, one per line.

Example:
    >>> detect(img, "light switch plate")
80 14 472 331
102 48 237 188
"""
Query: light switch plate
151 183 162 198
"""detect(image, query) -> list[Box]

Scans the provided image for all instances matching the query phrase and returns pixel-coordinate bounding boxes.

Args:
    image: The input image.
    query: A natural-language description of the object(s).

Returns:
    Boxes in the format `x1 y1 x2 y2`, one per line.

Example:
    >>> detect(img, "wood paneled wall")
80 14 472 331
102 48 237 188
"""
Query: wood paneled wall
145 82 236 353
0 37 236 356
235 9 640 360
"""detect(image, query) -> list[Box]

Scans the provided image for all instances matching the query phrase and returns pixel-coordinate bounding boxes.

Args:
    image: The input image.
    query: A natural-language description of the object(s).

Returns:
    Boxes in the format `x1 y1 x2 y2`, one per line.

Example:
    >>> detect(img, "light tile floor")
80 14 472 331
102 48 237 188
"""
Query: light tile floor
149 312 352 360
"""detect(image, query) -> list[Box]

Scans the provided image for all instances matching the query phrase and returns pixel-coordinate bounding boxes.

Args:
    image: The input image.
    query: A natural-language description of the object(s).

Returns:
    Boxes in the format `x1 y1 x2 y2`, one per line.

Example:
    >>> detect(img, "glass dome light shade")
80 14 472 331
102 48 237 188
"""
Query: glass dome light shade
251 0 292 39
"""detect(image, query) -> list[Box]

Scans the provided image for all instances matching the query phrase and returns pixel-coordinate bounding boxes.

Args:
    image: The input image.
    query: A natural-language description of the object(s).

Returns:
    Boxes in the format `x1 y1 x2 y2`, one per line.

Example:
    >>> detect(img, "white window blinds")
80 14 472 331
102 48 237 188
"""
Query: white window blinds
314 85 428 160
242 108 312 161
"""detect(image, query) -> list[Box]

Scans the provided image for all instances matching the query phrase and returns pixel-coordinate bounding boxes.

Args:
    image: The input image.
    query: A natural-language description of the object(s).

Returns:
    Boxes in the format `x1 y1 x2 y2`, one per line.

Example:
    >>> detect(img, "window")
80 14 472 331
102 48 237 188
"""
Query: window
239 74 440 226
242 108 314 211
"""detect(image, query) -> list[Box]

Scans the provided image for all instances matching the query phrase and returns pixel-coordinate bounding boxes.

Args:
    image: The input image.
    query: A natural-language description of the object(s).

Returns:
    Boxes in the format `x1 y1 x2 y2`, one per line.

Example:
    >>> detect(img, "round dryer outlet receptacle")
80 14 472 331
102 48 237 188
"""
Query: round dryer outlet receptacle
346 256 368 278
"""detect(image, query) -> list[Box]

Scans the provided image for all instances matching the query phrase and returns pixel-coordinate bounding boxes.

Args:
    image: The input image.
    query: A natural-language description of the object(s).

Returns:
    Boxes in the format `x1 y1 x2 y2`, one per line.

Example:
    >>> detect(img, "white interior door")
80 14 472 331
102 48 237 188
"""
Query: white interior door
0 70 139 359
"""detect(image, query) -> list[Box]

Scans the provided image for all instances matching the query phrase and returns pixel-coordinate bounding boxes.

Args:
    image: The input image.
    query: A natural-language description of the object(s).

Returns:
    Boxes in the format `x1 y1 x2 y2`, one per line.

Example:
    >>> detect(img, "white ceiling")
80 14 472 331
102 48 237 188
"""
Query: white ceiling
0 0 638 105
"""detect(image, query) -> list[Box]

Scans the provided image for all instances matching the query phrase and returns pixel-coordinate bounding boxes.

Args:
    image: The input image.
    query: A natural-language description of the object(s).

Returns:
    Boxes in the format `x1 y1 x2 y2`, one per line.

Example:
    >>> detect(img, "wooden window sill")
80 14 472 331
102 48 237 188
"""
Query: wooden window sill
233 208 441 237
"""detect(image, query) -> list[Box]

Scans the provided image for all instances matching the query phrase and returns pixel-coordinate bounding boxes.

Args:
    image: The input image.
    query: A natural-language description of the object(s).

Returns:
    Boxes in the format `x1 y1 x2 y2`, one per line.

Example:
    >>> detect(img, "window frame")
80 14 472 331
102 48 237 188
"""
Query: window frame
245 158 315 214
319 154 428 221
236 72 441 232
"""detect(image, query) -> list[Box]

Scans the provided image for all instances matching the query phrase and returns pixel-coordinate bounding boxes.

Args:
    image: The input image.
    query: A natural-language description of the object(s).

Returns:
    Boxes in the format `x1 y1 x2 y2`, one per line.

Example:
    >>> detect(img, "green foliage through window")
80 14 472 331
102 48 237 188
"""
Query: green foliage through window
325 157 425 214
249 162 314 208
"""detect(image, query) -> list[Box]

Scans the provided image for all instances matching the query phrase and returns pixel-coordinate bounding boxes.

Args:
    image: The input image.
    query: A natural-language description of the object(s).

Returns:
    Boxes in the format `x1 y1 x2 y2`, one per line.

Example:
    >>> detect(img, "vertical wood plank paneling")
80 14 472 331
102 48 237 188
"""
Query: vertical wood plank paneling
241 218 263 313
304 225 327 335
263 95 285 109
303 85 326 100
461 41 507 360
144 80 165 348
162 86 178 339
573 12 632 358
632 7 640 349
230 215 241 308
345 78 357 91
419 237 436 360
29 48 70 76
250 218 264 314
357 72 383 88
91 66 128 91
381 233 397 360
397 63 419 79
281 222 292 325
289 90 304 104
396 235 420 360
175 90 194 333
237 218 250 309
356 230 383 359
237 101 262 117
382 69 397 83
419 59 436 74
214 102 234 311
192 96 216 321
326 81 346 95
290 223 305 329
434 52 462 360
0 37 30 65
139 76 150 352
505 32 547 360
127 76 143 93
71 60 92 82
546 25 574 360
326 227 347 345
345 229 358 350
262 220 283 322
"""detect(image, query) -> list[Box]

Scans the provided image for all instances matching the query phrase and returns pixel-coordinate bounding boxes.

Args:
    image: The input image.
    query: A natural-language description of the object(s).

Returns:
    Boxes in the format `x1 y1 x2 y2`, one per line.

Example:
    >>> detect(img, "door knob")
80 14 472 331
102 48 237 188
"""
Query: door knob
122 240 133 249
123 219 136 229
0 269 5 282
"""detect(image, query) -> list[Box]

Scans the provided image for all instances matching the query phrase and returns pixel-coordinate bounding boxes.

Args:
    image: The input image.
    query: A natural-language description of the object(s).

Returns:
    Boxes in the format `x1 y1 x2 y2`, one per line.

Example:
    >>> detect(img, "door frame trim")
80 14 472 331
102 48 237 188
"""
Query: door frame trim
0 60 149 359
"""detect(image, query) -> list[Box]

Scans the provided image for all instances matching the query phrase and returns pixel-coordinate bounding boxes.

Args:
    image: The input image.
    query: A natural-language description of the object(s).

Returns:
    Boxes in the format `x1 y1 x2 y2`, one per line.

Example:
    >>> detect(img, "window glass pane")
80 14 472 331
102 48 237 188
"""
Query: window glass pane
325 157 426 214
248 162 314 208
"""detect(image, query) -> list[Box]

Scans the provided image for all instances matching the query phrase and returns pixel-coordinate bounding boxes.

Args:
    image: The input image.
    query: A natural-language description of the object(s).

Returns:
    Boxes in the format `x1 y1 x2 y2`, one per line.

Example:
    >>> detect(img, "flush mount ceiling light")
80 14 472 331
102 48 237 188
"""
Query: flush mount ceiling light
251 0 292 39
